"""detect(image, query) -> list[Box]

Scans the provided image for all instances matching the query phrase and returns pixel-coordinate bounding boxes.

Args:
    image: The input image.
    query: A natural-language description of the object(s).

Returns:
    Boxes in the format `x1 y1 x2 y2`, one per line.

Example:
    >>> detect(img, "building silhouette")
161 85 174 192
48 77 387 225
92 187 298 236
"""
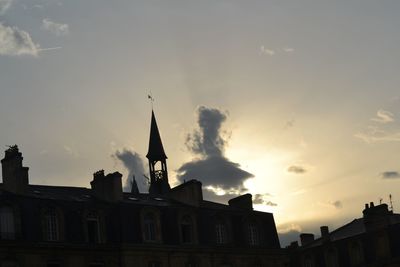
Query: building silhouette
0 111 286 267
287 202 400 267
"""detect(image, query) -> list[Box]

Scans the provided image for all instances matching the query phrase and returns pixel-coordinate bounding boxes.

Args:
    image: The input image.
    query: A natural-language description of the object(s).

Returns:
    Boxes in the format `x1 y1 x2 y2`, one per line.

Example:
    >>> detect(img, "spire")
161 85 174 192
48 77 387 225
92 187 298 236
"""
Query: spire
146 110 170 195
146 110 167 160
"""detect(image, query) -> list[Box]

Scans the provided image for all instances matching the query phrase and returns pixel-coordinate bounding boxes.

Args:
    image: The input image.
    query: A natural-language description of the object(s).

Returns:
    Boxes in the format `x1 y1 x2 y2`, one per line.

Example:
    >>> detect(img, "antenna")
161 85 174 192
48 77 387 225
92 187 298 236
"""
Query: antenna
379 198 383 204
390 194 394 211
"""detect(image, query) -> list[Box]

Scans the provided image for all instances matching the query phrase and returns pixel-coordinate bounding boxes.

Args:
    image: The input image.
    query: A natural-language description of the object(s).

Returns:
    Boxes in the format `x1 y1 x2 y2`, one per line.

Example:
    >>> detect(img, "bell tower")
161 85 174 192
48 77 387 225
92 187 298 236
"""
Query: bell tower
147 110 170 195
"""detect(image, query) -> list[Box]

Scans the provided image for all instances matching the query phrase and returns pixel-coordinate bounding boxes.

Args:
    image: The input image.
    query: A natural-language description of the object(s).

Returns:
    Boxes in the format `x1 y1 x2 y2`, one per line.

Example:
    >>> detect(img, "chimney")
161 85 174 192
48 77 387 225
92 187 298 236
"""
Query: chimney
300 233 314 246
1 145 29 194
228 193 253 210
320 226 329 238
363 202 390 231
169 179 203 206
90 170 123 202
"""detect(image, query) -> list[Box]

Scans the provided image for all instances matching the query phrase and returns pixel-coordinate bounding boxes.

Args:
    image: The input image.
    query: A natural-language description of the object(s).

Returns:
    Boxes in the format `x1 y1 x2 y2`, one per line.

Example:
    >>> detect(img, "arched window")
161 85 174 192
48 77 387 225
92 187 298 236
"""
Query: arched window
180 215 193 243
86 212 100 244
44 208 59 241
247 222 259 246
215 221 228 244
144 212 156 241
349 242 363 266
0 206 15 240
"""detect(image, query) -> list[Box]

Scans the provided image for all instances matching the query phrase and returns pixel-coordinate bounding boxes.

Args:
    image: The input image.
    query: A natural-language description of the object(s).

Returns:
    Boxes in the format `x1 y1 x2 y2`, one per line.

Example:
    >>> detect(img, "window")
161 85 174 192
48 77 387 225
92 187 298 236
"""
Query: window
349 243 363 266
247 222 259 246
87 212 100 244
44 208 59 241
180 215 193 243
325 249 339 267
144 213 156 241
304 255 314 267
148 261 162 267
0 206 15 240
215 221 228 244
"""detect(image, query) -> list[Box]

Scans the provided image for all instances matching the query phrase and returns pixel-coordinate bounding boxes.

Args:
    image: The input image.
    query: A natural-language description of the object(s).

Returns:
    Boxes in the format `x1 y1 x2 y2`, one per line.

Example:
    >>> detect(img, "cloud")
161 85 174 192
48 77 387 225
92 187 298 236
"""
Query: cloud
0 23 39 56
63 145 79 157
288 165 307 174
284 119 295 129
0 0 12 14
177 106 254 193
253 193 277 206
283 47 295 53
371 109 394 124
260 46 275 56
41 18 69 36
332 200 343 209
112 148 148 192
381 171 400 179
318 200 343 209
354 130 400 143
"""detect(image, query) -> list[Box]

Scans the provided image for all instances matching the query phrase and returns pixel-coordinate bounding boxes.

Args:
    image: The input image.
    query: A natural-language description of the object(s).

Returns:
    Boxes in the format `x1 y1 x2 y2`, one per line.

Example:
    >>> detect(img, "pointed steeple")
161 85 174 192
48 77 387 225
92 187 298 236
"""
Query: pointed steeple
146 110 170 195
146 110 167 160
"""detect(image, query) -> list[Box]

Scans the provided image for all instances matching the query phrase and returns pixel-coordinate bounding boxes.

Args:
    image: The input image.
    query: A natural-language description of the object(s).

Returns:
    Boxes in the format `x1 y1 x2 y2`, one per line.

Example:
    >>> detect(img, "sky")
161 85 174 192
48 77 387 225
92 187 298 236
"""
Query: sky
2 0 400 246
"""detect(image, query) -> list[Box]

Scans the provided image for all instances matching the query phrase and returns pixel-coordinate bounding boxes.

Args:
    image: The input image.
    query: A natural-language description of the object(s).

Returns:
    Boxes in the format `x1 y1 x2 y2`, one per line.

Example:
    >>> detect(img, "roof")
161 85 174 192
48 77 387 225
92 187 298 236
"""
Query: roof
0 184 239 210
146 110 167 160
303 212 400 248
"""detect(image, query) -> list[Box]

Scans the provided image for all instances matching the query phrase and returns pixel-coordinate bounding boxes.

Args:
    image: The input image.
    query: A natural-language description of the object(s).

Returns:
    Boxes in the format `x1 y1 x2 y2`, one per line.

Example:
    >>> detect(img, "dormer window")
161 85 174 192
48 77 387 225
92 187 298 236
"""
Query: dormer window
44 207 60 241
0 206 15 240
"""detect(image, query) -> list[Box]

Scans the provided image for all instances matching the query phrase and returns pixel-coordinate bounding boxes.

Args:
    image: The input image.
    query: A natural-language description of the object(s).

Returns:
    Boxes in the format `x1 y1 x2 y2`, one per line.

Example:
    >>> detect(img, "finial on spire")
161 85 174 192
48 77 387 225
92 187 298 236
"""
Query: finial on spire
148 92 154 109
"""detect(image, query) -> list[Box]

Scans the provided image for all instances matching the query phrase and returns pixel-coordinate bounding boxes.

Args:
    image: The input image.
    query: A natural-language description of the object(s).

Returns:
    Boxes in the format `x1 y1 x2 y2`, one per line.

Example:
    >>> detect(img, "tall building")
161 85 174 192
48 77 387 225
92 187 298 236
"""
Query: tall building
0 111 287 267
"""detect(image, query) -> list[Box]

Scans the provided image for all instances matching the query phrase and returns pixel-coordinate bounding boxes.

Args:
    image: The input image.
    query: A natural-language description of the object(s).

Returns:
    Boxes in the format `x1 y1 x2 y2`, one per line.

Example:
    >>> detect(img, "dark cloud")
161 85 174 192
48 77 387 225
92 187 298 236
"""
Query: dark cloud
112 149 148 192
279 230 301 248
382 171 400 179
177 106 254 193
332 200 342 209
253 194 277 206
288 165 307 174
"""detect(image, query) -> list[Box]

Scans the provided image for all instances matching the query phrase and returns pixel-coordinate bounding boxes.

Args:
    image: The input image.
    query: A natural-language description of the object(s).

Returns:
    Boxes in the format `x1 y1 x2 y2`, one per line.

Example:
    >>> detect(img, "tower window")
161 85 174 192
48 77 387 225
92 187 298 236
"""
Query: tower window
44 208 59 241
180 215 193 244
0 206 15 240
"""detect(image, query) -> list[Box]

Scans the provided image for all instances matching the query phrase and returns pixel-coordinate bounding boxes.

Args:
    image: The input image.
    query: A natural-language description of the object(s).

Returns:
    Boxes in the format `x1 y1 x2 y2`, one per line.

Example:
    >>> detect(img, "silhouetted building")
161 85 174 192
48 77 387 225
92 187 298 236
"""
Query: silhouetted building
0 111 286 267
287 202 400 267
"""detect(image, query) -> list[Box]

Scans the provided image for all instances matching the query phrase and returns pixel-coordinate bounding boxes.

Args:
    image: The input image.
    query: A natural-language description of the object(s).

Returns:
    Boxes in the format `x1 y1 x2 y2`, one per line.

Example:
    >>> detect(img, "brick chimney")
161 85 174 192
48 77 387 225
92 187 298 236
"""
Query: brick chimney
90 170 123 202
169 179 203 206
1 145 29 194
300 233 315 246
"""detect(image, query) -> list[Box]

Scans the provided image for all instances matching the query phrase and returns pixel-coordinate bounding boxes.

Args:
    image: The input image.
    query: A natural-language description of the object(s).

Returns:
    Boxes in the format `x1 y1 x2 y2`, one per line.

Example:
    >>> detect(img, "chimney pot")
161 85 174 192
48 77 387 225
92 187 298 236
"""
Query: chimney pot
370 202 374 208
320 226 329 238
300 233 315 246
365 203 369 209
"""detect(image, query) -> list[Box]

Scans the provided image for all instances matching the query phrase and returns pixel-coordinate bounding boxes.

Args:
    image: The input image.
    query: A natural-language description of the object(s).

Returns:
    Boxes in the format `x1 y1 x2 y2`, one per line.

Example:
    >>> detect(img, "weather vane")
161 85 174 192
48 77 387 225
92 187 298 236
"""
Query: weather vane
148 92 154 109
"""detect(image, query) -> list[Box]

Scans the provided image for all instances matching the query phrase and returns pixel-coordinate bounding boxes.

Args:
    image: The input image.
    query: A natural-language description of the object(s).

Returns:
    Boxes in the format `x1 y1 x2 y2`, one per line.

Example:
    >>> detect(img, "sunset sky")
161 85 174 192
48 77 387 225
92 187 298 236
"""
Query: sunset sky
2 0 400 245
